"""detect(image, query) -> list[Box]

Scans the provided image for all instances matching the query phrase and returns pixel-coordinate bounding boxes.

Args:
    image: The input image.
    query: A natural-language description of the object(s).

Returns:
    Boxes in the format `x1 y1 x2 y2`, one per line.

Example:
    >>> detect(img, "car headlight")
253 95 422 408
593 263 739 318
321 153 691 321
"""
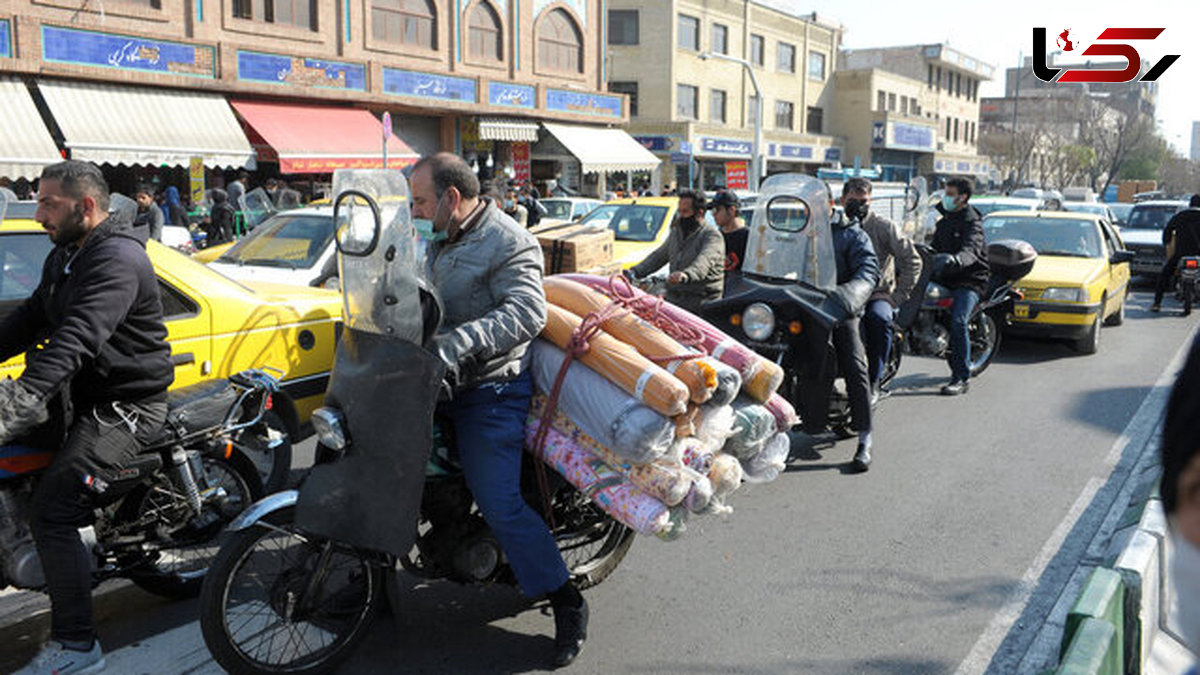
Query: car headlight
1041 287 1087 303
312 406 348 450
743 303 776 341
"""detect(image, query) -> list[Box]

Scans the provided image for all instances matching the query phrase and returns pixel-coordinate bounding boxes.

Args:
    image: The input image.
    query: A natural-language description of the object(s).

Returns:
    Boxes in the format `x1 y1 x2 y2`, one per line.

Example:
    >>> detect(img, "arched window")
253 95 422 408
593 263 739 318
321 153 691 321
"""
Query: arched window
372 0 436 49
537 8 582 73
468 2 503 63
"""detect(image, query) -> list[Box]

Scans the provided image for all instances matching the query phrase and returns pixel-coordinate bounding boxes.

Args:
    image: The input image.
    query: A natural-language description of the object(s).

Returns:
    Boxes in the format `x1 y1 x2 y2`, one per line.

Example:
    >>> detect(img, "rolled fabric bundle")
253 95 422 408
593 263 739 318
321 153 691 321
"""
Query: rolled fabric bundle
542 304 689 417
657 508 689 541
683 472 713 513
524 420 672 536
707 358 742 407
675 437 714 475
765 393 799 432
545 277 718 404
530 341 674 463
530 397 694 507
706 453 743 506
561 274 784 402
744 432 791 484
694 403 735 453
723 396 777 461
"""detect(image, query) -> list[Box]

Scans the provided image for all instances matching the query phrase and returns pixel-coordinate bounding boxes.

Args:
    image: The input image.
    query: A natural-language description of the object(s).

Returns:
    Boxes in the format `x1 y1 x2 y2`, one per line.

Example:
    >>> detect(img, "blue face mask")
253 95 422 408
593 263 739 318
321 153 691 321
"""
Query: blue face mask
942 195 959 211
413 218 447 242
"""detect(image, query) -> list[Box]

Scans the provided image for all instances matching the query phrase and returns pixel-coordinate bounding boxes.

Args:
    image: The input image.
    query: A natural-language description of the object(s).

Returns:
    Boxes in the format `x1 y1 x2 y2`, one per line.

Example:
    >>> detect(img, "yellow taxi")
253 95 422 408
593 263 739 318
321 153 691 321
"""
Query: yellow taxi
192 241 232 263
981 210 1135 354
573 196 679 269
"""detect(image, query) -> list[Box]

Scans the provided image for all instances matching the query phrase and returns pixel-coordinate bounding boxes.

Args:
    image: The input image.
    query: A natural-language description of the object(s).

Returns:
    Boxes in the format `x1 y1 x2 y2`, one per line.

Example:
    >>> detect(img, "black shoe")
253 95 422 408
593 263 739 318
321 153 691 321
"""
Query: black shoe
870 385 891 407
552 595 588 668
851 442 871 473
940 379 969 396
1150 303 1161 312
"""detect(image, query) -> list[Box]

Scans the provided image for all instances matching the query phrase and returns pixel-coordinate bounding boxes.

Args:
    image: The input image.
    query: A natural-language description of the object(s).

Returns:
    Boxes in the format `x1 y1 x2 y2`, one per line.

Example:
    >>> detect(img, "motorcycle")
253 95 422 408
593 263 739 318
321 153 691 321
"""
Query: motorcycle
0 369 273 600
199 169 634 675
1175 256 1200 316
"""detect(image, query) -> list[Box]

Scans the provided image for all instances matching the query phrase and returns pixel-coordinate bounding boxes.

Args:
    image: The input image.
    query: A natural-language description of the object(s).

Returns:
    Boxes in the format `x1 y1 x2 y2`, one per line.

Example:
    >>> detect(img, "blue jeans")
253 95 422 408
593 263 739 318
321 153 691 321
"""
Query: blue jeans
440 372 569 597
862 299 895 387
948 287 980 382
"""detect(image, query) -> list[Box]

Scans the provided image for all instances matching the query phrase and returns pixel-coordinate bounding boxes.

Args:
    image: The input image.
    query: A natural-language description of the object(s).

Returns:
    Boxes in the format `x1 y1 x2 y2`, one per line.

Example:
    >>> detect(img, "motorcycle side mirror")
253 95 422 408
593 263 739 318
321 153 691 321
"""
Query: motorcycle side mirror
1109 250 1136 265
333 190 381 257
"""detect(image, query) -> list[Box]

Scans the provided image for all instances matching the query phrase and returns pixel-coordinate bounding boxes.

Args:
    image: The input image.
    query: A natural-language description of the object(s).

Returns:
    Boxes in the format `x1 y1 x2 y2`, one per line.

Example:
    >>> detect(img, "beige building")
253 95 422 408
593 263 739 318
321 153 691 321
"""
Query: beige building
606 0 843 190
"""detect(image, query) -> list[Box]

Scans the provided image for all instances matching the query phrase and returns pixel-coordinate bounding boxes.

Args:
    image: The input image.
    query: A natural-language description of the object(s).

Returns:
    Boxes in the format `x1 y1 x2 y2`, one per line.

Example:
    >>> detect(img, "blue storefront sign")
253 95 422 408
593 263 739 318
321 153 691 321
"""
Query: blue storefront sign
699 137 752 157
382 68 477 103
635 136 674 152
40 25 215 78
957 161 971 172
488 82 535 109
546 89 623 119
872 122 887 146
776 144 813 160
0 19 11 58
891 123 935 152
237 50 366 91
825 147 842 162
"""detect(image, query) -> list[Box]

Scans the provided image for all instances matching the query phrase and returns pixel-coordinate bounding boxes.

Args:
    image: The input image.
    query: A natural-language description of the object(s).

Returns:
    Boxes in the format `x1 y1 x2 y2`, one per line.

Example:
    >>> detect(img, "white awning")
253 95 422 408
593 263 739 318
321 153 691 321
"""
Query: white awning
540 123 661 174
0 77 62 180
478 118 540 142
37 80 254 169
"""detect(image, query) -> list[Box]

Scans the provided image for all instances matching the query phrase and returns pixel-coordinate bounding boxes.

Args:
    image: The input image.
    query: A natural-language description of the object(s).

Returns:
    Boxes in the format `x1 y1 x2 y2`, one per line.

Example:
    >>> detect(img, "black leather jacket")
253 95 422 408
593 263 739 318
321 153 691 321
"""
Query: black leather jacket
931 203 989 296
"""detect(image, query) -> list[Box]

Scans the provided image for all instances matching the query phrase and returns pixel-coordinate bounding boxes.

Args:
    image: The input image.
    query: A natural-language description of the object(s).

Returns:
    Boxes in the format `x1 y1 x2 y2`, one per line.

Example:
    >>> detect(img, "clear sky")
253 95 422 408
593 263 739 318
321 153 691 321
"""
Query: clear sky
758 0 1200 156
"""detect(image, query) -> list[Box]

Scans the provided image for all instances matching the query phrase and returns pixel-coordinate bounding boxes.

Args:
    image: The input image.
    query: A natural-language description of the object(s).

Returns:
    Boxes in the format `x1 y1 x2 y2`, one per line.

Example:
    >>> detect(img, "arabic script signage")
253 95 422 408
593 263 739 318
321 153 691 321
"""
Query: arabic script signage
890 123 935 152
237 50 366 91
382 67 477 103
488 82 535 109
545 89 622 119
0 19 11 58
40 25 215 78
698 137 752 157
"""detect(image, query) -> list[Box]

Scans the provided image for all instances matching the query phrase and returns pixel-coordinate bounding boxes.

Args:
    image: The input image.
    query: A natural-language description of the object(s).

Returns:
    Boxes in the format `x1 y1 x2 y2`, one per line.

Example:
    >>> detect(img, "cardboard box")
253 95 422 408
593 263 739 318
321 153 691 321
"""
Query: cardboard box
538 226 615 274
580 261 624 278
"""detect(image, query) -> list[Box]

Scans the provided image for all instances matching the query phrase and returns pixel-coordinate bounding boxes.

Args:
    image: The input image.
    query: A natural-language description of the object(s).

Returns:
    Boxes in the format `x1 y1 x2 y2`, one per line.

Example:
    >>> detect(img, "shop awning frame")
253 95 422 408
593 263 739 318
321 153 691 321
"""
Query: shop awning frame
540 123 661 174
478 118 541 143
0 77 64 180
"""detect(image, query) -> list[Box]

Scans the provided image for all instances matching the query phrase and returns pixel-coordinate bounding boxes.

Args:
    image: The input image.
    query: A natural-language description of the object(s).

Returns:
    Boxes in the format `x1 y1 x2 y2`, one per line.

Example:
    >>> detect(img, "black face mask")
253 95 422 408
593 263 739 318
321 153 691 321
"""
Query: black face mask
679 215 700 230
844 198 869 221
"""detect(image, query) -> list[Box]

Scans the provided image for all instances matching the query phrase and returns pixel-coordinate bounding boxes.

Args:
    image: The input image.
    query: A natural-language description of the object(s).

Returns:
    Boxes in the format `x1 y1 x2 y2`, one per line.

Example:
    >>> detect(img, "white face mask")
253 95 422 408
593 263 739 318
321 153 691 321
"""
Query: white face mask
1171 526 1200 654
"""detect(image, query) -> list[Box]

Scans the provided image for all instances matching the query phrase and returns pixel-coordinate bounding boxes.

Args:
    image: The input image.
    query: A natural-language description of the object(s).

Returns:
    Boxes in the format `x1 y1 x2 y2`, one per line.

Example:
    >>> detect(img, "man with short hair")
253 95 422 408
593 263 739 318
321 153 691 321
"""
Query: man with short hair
502 186 529 227
930 177 988 395
627 189 725 312
410 153 587 668
133 185 164 243
1152 193 1200 315
3 161 173 675
712 190 747 277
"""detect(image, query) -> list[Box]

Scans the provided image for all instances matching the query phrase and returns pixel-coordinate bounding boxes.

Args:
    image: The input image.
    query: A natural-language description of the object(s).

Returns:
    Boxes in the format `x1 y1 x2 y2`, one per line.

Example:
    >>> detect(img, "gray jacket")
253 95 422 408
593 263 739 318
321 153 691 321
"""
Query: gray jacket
629 219 725 312
861 211 922 306
426 199 547 389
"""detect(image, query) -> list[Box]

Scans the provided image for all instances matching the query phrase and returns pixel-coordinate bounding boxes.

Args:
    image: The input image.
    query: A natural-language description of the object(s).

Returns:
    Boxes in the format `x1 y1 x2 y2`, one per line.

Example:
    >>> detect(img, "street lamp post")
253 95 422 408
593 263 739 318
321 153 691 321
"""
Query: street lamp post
701 51 763 191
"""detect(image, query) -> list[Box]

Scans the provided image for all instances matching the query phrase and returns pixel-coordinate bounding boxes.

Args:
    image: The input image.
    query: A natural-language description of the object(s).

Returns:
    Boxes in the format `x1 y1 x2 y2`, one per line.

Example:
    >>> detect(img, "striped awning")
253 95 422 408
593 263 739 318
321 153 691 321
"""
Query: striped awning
0 77 62 180
478 118 541 142
540 123 661 174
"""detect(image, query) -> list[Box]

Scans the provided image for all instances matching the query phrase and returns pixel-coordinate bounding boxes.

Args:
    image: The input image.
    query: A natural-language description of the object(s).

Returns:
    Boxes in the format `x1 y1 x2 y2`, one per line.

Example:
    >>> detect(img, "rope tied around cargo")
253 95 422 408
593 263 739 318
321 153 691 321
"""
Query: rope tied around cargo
602 274 707 356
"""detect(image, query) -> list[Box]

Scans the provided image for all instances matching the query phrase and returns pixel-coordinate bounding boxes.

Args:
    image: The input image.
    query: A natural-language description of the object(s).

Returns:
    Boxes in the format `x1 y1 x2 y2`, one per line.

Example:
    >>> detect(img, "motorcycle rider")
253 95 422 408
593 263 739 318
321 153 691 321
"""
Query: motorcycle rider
712 190 748 277
841 178 923 403
625 189 725 312
1161 330 1200 662
1152 193 1200 315
930 177 988 396
410 153 588 668
0 161 173 675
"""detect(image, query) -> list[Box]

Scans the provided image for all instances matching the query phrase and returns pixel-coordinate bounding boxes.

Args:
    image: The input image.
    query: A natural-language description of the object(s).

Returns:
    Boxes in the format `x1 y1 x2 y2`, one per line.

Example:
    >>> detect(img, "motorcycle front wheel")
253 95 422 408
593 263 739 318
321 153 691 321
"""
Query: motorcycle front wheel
965 311 1001 377
199 507 386 675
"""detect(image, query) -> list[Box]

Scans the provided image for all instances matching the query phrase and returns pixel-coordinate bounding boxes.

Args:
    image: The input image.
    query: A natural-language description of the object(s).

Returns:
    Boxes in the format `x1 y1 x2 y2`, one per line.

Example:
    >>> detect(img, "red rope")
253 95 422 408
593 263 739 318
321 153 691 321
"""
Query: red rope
603 274 707 352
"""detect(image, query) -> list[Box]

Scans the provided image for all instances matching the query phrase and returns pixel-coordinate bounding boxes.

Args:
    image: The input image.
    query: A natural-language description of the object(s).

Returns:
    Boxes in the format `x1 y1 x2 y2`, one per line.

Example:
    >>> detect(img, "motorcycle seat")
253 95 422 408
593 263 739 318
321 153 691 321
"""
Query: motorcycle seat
144 379 239 449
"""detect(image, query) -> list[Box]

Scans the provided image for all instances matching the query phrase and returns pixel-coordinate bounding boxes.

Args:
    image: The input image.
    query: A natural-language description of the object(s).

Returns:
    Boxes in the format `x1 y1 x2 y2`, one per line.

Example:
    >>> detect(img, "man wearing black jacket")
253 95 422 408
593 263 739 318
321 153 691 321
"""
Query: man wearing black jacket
930 177 988 396
1152 194 1200 314
1 161 173 675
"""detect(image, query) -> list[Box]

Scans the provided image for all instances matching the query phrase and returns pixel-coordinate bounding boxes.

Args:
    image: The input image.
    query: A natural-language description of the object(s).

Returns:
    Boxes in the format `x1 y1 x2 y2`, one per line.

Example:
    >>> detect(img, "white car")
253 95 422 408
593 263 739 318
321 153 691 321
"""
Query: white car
1121 200 1188 276
538 198 604 229
206 206 336 288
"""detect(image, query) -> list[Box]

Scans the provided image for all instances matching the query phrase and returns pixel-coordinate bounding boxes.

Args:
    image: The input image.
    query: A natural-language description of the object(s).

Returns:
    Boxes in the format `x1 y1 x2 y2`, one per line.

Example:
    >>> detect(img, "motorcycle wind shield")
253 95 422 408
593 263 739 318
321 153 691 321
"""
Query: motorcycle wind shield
905 177 929 241
742 174 837 290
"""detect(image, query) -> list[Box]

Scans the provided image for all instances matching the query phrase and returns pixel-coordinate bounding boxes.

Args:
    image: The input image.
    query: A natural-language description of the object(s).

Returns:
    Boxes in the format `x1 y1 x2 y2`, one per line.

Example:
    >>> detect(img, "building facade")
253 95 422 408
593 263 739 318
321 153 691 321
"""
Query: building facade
605 0 843 191
1191 121 1200 164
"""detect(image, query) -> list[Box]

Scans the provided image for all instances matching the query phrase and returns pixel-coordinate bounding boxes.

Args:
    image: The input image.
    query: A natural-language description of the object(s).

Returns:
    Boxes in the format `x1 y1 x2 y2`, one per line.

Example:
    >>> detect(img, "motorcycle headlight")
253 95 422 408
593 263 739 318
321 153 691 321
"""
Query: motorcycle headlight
743 303 776 341
312 407 348 450
1041 287 1087 303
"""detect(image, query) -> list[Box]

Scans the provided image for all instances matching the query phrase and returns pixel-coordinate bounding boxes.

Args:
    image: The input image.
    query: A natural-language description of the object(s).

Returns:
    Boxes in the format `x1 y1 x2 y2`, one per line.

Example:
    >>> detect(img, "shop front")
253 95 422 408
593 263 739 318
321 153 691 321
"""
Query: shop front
531 123 660 198
0 76 60 182
869 119 936 183
693 136 753 192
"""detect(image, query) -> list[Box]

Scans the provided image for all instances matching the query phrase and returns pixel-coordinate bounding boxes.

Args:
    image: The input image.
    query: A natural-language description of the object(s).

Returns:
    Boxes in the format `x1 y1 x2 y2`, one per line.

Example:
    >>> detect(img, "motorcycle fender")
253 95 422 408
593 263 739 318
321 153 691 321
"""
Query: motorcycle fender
227 489 299 532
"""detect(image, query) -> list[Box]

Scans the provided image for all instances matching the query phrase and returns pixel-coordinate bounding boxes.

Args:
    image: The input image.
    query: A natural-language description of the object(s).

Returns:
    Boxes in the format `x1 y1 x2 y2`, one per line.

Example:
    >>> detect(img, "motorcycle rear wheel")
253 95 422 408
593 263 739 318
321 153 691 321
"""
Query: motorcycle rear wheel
199 507 386 675
965 311 1000 377
550 487 635 590
1184 281 1195 315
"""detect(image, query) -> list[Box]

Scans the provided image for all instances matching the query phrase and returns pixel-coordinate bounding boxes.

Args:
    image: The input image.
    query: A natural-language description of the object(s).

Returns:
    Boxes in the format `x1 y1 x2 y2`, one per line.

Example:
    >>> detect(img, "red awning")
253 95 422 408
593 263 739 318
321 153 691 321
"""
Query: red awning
230 100 419 174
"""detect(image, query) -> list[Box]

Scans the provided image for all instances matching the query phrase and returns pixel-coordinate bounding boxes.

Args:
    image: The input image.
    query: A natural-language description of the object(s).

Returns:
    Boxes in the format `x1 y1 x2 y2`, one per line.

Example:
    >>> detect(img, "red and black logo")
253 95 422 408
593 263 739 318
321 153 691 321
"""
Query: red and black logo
1033 27 1180 83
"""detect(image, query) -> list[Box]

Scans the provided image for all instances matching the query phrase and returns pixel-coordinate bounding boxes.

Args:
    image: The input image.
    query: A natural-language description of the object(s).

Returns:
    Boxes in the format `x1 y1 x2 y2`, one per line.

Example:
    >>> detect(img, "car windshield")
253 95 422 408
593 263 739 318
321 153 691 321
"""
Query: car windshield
216 213 333 269
983 215 1102 258
2 202 38 220
973 200 1034 216
1125 205 1181 230
541 200 575 220
579 204 670 242
1110 204 1134 223
1062 203 1108 217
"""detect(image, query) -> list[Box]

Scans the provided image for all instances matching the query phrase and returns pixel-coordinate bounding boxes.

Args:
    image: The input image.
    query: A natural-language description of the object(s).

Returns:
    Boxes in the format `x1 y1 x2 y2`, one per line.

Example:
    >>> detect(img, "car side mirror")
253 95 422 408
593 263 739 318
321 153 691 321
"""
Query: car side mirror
1110 250 1136 265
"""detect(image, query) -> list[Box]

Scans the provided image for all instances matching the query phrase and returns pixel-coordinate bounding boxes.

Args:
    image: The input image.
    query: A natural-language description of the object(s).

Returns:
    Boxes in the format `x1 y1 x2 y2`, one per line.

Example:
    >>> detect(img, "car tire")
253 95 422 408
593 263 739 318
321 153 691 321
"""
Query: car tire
1076 305 1103 355
1104 289 1125 327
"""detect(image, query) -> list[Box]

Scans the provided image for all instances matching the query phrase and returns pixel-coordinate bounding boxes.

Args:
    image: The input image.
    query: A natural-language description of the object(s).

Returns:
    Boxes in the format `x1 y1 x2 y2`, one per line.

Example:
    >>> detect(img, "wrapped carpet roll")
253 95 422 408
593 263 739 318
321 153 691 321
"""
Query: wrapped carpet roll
743 432 791 483
723 396 777 461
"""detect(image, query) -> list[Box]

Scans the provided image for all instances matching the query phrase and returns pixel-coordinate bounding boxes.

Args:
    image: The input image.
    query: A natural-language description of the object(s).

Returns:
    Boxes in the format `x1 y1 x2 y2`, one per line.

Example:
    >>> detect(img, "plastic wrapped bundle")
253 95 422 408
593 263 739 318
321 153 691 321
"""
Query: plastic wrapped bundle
723 396 777 460
703 454 743 515
694 403 735 453
674 437 714 475
744 432 791 483
683 472 713 513
542 304 689 417
706 358 742 407
765 393 799 432
530 341 674 463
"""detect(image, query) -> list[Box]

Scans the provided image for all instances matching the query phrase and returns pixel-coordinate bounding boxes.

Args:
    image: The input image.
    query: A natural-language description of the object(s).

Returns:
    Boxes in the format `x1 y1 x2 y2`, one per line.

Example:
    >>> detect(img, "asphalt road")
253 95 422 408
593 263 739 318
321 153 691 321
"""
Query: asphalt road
1 284 1197 675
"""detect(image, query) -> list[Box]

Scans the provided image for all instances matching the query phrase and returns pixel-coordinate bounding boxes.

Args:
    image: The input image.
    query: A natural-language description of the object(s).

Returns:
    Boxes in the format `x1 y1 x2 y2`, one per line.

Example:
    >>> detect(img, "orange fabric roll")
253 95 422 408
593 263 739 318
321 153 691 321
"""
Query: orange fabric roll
544 277 718 404
542 304 689 418
743 360 785 403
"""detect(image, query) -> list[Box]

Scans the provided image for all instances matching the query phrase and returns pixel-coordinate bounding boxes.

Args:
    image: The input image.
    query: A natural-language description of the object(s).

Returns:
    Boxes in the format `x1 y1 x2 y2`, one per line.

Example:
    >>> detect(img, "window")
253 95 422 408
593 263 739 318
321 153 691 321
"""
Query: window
609 81 638 117
750 34 764 66
748 94 760 125
468 1 503 62
928 63 933 88
677 84 699 119
159 280 200 320
807 51 826 80
953 118 959 142
887 92 896 112
877 90 886 111
936 66 942 90
945 117 951 139
900 96 908 115
806 106 823 134
372 0 435 47
777 42 795 73
608 9 638 45
775 100 794 130
912 100 921 116
538 8 583 73
710 89 727 124
236 0 317 29
677 14 699 51
711 23 728 55
955 72 962 97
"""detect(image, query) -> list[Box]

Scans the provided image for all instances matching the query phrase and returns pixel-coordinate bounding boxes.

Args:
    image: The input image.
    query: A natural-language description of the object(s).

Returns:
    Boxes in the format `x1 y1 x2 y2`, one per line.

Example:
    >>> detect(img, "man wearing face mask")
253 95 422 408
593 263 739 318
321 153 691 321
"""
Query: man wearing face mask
502 185 529 228
410 153 587 668
930 177 988 396
1162 332 1200 667
625 189 725 312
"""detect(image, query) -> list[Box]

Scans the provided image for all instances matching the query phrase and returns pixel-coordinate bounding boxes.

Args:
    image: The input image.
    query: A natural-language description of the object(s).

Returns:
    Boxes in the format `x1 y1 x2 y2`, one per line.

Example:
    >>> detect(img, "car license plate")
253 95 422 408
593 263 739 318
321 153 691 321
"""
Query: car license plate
1014 304 1030 319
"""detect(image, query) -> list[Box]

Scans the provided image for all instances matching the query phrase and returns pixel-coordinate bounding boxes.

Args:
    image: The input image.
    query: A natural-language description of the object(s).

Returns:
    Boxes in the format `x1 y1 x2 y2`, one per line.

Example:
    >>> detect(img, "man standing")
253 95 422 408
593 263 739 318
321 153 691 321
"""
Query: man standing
133 185 165 243
410 153 587 668
2 161 173 675
226 170 248 208
711 190 748 276
1152 194 1200 315
842 178 923 401
626 189 725 312
502 185 529 227
930 177 988 396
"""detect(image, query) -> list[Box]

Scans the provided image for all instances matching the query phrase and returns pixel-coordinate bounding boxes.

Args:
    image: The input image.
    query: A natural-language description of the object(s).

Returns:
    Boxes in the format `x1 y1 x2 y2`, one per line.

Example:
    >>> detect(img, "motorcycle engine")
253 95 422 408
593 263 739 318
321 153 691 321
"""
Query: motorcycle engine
450 520 503 583
911 315 951 356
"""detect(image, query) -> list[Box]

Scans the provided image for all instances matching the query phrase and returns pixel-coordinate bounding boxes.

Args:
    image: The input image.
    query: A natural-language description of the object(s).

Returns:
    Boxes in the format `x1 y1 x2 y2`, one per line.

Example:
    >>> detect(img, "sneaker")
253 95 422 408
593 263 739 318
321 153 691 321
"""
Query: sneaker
940 379 970 396
14 641 105 675
870 385 891 407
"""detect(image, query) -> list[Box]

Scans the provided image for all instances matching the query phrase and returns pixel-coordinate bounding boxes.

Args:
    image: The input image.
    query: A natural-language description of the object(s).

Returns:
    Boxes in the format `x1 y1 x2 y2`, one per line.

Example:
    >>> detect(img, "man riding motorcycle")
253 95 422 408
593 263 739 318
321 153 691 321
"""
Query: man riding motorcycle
0 161 173 675
410 153 588 667
1152 193 1200 315
625 189 725 312
930 177 987 396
